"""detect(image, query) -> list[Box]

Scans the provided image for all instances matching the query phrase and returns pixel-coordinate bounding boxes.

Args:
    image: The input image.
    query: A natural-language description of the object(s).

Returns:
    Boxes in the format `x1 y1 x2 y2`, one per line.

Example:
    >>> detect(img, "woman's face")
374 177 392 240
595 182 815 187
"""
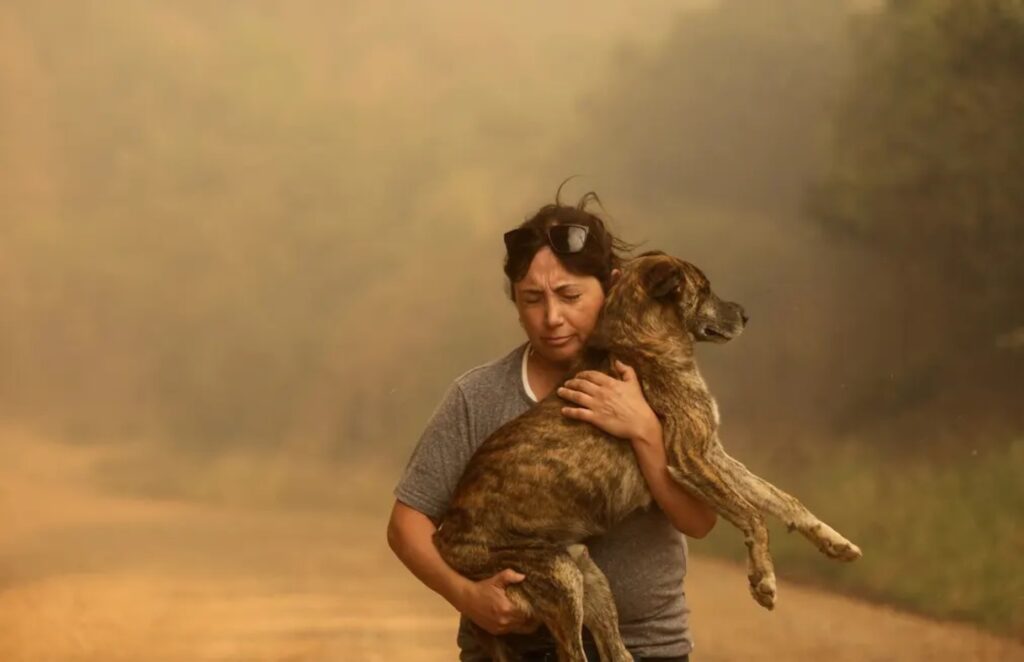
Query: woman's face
513 247 607 367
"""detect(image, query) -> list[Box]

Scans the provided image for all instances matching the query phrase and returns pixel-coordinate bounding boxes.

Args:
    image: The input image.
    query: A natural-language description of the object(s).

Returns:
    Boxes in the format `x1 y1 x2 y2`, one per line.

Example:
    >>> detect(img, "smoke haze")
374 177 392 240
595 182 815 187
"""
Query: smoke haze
1 0 1021 653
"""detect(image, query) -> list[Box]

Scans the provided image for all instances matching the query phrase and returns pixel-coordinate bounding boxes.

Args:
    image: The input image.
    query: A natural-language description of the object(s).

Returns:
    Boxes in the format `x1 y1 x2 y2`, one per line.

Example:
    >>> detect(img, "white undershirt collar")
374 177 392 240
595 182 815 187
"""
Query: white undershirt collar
521 343 539 403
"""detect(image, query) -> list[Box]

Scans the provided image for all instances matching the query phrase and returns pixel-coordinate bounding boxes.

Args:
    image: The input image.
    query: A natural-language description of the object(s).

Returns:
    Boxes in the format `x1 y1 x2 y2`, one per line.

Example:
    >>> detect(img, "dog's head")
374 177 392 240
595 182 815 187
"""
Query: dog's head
601 251 747 346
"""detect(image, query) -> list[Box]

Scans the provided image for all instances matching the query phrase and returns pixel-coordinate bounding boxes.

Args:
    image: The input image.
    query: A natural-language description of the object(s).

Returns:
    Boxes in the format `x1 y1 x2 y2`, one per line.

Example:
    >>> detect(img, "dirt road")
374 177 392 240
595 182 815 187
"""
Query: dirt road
0 429 1020 661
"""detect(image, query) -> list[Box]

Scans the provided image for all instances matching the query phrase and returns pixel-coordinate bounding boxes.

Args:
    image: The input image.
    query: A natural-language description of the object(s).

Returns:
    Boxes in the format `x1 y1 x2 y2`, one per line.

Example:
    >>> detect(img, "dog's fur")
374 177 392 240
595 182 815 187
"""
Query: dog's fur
434 252 862 662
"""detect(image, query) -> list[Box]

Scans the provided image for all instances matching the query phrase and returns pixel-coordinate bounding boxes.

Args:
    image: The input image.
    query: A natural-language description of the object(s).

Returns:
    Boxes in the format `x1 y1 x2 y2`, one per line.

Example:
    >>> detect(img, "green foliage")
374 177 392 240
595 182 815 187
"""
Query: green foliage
809 0 1024 329
691 436 1024 637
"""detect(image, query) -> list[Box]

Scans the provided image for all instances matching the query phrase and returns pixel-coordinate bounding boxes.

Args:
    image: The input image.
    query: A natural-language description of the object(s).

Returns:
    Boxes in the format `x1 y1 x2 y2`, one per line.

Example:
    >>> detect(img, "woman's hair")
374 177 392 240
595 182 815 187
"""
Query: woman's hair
503 187 637 302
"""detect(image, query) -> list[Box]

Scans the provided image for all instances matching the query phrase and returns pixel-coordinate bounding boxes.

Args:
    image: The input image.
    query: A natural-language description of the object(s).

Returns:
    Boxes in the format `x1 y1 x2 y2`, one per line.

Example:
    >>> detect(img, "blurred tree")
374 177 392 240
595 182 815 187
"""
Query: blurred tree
569 0 859 442
578 0 849 217
809 0 1024 344
573 0 1023 441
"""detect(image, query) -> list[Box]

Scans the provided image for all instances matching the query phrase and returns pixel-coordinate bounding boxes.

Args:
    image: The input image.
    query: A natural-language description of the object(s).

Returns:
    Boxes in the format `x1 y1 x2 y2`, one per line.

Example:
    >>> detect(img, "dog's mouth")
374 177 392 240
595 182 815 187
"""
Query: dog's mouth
697 325 736 343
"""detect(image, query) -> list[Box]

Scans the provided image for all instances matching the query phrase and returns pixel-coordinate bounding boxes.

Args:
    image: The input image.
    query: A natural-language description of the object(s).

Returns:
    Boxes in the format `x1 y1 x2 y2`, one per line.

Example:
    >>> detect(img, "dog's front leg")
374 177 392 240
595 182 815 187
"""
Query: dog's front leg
706 445 862 562
665 459 777 609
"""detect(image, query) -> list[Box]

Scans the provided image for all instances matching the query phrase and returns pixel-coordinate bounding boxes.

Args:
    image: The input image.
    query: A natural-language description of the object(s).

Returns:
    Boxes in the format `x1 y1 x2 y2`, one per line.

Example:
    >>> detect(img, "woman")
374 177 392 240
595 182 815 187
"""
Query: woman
386 195 717 661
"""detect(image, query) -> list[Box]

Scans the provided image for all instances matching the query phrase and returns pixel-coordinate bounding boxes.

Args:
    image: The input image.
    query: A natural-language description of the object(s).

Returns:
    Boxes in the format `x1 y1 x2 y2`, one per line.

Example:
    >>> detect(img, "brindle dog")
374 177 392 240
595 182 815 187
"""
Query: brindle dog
434 251 862 662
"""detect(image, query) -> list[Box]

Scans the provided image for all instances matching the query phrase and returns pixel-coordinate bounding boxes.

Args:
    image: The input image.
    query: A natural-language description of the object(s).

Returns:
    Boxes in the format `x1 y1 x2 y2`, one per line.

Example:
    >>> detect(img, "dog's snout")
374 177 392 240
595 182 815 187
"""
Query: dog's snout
741 311 749 325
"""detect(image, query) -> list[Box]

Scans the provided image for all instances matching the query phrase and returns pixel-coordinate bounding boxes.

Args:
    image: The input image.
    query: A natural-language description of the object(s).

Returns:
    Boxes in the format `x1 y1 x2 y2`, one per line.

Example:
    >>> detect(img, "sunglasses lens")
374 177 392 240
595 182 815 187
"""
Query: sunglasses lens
505 224 590 256
549 225 589 253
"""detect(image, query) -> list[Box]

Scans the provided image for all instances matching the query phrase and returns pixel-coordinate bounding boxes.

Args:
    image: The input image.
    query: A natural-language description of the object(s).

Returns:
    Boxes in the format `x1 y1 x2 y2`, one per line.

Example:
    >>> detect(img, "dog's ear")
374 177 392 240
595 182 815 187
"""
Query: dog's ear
641 258 684 300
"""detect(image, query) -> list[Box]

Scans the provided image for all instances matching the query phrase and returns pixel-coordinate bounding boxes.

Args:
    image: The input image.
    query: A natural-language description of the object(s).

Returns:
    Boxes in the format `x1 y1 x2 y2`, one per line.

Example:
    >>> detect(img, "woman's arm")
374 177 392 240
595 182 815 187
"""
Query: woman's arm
628 419 718 538
557 359 718 538
386 500 538 634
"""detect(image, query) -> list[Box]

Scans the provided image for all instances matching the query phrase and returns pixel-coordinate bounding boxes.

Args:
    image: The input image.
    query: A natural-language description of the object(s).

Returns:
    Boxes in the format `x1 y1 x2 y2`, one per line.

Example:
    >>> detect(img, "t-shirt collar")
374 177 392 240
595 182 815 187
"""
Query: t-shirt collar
521 342 539 403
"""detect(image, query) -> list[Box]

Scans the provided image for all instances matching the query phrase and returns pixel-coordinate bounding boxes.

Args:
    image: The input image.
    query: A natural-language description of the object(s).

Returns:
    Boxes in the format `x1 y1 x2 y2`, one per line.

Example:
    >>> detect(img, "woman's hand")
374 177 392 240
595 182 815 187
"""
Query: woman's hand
558 359 660 442
456 569 539 635
558 363 719 537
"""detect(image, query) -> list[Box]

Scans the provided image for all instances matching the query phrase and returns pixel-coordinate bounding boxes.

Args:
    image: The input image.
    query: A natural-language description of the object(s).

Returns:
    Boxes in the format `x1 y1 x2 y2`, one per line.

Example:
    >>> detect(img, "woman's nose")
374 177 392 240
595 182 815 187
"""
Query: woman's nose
545 303 565 326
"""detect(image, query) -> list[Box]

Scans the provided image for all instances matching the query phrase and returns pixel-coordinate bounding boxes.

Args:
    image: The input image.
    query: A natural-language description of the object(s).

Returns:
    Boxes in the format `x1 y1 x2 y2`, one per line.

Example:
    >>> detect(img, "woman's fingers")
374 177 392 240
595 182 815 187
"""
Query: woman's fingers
561 378 590 392
495 568 526 587
573 370 617 386
560 378 601 396
613 359 637 381
557 386 596 409
561 406 595 422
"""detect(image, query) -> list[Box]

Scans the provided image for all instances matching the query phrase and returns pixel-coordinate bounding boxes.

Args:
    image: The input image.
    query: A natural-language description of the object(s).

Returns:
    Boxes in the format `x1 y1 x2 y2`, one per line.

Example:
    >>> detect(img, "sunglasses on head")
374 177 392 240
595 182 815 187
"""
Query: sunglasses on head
503 224 590 255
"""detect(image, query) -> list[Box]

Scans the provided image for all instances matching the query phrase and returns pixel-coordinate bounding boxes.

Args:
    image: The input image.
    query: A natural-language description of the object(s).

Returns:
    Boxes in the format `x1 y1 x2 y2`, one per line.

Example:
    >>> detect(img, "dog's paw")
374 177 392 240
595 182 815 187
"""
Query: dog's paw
831 540 862 562
747 572 776 610
811 523 863 562
818 532 863 561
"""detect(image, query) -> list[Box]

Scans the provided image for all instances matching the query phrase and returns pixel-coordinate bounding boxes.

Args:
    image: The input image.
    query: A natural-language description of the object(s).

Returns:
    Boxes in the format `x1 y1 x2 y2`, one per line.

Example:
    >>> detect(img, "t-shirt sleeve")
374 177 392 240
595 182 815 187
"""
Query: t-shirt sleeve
393 381 476 522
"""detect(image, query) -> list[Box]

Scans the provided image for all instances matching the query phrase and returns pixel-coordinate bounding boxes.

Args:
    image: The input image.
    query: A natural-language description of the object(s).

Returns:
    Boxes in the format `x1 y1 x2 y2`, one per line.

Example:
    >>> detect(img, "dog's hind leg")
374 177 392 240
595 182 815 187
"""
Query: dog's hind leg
506 552 589 662
707 446 862 562
468 621 519 662
567 544 633 662
666 460 777 609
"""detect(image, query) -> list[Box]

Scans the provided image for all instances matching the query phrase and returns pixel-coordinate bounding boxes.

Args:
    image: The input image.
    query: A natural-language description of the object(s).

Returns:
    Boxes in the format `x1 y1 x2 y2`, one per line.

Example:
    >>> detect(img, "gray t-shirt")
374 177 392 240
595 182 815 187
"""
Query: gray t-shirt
394 342 693 660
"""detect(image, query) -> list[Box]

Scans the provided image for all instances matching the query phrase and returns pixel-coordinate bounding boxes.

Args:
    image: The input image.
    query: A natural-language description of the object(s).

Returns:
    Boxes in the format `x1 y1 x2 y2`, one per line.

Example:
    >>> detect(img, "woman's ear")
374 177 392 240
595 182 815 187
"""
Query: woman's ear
610 268 622 284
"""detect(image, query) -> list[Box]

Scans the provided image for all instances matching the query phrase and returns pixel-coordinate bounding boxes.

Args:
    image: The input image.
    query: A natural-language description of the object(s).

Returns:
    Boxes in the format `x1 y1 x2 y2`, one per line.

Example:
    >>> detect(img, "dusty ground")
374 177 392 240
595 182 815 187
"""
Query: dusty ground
1 426 1021 662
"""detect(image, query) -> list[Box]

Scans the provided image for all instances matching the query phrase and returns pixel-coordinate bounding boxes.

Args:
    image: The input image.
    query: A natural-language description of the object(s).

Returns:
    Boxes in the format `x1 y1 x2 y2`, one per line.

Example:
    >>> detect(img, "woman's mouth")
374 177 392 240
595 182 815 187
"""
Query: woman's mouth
543 335 574 347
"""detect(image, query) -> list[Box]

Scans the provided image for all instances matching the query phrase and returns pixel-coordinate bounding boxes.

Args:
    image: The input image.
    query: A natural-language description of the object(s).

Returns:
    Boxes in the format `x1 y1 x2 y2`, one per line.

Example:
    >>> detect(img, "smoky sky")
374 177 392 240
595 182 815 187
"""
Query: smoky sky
1 0 1019 463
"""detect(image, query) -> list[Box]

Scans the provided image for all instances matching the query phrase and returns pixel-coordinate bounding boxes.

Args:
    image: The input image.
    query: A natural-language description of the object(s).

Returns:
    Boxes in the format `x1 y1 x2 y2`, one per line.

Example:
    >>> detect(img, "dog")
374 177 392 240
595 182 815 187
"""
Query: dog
434 251 862 662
